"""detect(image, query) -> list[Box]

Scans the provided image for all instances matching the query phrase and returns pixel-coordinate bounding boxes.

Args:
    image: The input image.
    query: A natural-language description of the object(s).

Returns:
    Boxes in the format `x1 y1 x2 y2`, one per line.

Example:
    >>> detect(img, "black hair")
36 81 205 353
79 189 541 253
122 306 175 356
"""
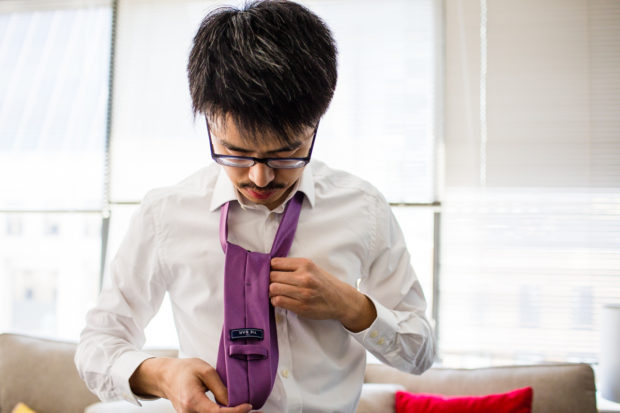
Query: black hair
187 0 337 144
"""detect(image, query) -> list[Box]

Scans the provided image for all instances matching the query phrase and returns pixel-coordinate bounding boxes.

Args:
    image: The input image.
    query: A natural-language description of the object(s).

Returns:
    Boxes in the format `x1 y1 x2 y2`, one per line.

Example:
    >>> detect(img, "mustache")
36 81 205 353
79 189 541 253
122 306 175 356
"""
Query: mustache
239 182 286 191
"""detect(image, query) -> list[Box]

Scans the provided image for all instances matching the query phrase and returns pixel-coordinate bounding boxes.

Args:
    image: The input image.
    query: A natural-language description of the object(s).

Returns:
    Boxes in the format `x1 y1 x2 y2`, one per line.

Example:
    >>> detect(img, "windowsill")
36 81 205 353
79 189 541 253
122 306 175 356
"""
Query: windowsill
592 363 620 412
598 394 620 413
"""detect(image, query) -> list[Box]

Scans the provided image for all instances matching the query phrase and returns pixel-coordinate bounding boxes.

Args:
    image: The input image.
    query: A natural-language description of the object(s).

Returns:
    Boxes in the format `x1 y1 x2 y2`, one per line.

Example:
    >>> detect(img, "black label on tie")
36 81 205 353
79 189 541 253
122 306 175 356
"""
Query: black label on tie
230 328 264 341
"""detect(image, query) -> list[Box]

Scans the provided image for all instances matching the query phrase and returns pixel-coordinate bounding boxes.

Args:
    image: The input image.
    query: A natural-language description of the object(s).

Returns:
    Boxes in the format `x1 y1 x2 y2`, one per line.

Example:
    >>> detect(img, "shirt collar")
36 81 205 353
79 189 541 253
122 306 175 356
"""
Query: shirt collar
209 162 316 212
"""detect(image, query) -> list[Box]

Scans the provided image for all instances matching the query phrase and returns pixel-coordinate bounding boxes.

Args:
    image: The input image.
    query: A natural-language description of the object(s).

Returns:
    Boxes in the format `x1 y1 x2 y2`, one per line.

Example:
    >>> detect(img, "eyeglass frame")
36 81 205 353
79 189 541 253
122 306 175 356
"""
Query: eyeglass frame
206 118 318 169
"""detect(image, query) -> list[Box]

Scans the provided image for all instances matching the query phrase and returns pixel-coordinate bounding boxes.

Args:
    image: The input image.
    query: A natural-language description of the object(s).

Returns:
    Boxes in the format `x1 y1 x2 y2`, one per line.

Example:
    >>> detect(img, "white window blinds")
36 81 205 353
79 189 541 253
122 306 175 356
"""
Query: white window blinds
110 0 437 204
441 0 620 365
0 1 111 210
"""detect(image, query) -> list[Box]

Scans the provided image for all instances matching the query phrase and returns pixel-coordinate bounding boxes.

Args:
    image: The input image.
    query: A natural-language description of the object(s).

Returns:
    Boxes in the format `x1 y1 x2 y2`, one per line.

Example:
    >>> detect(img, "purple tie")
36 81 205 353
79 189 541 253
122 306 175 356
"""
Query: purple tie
216 191 304 408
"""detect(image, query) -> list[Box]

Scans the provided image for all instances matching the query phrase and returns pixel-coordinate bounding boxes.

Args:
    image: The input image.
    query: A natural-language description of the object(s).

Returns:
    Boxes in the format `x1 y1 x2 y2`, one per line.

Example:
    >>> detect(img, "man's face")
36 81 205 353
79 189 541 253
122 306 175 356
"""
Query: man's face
209 117 316 210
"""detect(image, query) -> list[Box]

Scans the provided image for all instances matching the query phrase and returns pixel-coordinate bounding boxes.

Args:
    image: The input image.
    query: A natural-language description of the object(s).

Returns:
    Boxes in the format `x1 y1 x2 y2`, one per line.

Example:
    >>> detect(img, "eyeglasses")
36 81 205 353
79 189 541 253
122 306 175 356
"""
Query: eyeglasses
207 119 318 169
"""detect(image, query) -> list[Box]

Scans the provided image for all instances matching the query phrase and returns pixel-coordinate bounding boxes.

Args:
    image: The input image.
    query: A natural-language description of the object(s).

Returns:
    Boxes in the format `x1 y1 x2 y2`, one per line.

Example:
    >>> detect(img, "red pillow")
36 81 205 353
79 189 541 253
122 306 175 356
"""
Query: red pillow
395 387 533 413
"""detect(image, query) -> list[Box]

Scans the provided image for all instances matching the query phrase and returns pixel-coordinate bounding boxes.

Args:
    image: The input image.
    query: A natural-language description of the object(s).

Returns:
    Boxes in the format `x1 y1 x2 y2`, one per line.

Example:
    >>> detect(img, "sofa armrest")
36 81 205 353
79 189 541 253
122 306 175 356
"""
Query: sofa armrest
364 362 597 413
0 333 178 413
0 333 99 413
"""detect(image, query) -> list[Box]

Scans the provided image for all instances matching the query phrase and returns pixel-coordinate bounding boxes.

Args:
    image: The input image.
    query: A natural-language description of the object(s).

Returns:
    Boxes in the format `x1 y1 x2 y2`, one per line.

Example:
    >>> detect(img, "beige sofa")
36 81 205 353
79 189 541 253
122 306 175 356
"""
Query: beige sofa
0 333 598 413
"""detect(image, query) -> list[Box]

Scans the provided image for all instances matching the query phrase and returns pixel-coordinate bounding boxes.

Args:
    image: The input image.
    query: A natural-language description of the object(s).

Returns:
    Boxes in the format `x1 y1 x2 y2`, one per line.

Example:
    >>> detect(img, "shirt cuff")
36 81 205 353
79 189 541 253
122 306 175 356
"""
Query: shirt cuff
349 295 399 352
110 350 157 405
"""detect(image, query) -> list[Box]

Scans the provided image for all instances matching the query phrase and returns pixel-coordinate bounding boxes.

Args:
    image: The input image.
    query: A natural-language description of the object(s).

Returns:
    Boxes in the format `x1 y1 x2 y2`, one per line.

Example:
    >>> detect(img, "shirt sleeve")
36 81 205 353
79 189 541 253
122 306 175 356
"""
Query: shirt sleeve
74 193 169 404
349 195 436 374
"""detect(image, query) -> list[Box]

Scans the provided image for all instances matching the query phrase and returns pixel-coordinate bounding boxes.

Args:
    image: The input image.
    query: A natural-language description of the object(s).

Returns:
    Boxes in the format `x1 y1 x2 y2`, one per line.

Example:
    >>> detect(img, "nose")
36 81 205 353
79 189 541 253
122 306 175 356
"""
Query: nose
248 162 275 187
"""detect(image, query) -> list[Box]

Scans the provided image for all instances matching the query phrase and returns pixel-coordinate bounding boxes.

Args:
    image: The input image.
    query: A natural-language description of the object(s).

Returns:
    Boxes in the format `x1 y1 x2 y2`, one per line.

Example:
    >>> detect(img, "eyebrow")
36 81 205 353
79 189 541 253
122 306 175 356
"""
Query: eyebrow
218 139 303 155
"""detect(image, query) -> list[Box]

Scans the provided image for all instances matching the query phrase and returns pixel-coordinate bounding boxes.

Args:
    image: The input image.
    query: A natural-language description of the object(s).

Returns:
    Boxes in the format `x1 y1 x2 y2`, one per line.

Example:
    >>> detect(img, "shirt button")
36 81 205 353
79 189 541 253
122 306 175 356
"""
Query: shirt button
377 338 385 345
281 369 289 378
370 330 379 338
275 314 282 323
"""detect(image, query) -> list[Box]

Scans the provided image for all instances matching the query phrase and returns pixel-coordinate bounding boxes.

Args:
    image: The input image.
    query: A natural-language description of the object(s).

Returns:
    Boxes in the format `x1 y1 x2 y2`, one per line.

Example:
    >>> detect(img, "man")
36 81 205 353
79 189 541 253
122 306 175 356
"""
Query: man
75 1 435 412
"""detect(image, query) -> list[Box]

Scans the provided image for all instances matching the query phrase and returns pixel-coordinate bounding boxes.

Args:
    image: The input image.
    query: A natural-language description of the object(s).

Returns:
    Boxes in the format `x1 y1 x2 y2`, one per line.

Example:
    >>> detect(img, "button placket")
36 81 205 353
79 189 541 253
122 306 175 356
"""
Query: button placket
276 309 302 411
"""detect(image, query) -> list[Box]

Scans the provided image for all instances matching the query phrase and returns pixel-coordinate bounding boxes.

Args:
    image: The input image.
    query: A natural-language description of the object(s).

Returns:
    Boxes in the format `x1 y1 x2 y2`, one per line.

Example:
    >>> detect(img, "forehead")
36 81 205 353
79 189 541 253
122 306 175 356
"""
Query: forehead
209 116 313 152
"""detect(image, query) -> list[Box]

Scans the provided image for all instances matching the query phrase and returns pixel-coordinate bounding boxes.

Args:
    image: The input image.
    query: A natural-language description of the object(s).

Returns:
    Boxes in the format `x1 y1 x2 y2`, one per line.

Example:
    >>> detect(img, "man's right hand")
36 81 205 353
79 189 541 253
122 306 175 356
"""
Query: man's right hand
129 357 254 413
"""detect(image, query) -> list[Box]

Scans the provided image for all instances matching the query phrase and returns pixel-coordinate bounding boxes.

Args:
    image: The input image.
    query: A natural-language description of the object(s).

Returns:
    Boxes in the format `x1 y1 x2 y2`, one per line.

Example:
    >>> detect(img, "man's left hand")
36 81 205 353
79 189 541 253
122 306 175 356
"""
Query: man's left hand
269 257 376 332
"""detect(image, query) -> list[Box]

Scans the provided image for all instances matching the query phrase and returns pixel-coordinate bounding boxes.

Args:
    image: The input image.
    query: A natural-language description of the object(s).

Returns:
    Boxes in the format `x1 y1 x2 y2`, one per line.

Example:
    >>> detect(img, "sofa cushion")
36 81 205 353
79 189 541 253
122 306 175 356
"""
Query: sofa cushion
356 383 406 413
395 387 533 413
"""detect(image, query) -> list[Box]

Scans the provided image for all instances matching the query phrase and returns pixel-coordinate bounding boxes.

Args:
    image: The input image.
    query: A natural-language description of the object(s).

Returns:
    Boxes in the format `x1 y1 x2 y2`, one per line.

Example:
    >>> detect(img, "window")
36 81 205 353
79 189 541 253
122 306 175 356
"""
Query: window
3 0 619 371
0 1 111 340
0 212 102 339
303 0 437 204
109 0 439 205
440 0 620 366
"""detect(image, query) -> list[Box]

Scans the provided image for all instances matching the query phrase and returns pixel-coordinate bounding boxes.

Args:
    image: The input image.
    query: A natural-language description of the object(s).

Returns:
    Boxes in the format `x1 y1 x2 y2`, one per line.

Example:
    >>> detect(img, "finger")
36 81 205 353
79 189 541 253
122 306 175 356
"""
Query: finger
270 270 303 285
185 396 251 413
270 257 308 271
195 366 229 406
171 389 221 413
271 294 303 312
269 281 309 300
183 394 222 413
221 403 253 413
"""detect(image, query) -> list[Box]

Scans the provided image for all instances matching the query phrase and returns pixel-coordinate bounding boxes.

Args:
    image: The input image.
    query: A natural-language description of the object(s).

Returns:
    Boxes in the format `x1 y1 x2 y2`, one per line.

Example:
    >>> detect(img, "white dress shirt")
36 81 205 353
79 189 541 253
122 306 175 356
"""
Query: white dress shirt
75 160 435 413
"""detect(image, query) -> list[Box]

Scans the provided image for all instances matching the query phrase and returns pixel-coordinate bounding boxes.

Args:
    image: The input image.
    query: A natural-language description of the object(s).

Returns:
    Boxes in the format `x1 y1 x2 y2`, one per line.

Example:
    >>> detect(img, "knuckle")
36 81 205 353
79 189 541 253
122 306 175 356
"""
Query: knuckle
179 397 193 412
299 273 312 286
299 258 313 271
302 274 317 289
200 364 215 376
300 288 313 301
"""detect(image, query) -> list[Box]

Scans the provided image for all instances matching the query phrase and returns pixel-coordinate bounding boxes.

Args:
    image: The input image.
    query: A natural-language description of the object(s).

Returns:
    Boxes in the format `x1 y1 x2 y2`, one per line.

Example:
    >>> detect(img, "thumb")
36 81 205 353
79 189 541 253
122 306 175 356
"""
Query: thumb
196 366 229 406
225 404 254 413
